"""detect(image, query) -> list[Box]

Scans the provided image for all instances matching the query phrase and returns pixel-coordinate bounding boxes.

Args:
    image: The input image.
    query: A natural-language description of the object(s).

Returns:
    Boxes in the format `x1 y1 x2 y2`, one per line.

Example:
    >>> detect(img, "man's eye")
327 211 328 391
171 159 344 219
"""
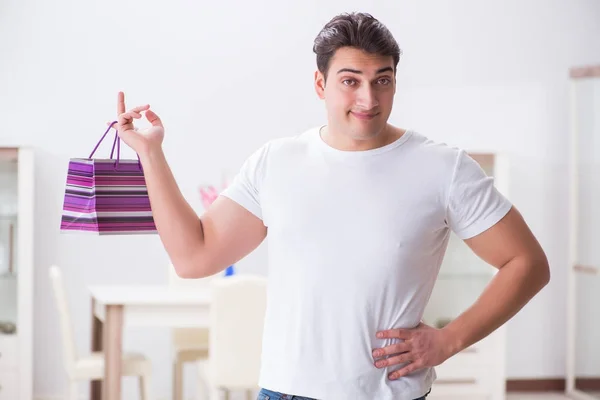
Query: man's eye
378 78 391 85
342 79 356 86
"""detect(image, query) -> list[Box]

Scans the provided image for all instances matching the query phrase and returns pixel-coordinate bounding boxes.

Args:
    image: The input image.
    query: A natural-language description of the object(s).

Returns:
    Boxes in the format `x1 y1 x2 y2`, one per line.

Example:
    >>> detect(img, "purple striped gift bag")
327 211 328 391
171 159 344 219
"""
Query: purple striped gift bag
60 121 158 235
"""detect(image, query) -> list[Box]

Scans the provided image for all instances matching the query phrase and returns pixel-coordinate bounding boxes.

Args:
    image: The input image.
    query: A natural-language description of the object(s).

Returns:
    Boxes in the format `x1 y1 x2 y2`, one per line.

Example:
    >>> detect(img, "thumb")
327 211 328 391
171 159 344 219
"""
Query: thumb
145 109 163 127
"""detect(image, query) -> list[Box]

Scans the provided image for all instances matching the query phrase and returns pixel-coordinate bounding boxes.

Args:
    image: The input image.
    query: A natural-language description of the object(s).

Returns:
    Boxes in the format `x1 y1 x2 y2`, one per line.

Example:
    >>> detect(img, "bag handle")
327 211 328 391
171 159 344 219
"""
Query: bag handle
88 121 141 170
88 121 117 159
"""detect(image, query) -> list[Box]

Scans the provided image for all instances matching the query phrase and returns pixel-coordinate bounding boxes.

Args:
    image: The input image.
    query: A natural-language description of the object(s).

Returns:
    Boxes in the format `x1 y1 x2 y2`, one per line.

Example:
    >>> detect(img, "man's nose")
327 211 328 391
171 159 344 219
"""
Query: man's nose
355 85 379 110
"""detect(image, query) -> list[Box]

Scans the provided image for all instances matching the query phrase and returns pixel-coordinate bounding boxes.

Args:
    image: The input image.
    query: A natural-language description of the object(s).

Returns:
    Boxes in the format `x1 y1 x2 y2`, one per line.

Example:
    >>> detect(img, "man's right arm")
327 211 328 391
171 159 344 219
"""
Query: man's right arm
140 147 267 278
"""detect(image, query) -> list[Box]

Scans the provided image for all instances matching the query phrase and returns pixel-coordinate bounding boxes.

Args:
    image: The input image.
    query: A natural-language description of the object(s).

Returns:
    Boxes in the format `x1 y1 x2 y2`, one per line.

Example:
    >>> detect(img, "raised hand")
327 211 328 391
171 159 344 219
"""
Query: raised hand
113 91 165 157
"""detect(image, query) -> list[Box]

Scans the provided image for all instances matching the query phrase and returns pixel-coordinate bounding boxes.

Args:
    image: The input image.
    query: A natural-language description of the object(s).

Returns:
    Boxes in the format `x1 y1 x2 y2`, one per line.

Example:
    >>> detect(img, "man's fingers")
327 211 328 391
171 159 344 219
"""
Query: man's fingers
117 111 142 132
118 112 141 127
388 361 422 380
377 328 411 340
372 342 410 358
118 111 142 121
145 109 163 127
374 352 412 368
129 104 150 113
118 92 126 115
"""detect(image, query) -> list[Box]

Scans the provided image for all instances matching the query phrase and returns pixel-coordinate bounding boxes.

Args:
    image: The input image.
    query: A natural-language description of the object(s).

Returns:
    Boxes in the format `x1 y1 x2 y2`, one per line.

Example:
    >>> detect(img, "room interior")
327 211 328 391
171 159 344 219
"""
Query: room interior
0 1 599 399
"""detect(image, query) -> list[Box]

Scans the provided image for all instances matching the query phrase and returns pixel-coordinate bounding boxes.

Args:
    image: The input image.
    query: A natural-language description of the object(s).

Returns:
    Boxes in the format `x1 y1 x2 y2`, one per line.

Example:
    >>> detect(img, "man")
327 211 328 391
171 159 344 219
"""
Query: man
114 12 550 400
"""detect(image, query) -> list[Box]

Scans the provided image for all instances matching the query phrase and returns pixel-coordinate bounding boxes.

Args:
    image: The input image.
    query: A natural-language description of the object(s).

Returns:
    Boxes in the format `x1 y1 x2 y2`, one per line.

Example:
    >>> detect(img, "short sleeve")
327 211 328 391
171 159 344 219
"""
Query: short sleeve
446 150 513 239
219 143 270 221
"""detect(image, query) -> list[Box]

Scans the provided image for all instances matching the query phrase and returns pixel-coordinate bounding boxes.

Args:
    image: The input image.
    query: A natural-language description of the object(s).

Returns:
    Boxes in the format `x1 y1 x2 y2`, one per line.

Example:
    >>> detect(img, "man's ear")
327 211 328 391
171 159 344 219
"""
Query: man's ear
314 70 326 99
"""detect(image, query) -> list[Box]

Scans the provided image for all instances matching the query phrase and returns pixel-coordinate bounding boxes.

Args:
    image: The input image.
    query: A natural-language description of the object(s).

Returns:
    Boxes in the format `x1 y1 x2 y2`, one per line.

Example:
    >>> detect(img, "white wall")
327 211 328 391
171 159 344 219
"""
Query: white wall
1 0 599 398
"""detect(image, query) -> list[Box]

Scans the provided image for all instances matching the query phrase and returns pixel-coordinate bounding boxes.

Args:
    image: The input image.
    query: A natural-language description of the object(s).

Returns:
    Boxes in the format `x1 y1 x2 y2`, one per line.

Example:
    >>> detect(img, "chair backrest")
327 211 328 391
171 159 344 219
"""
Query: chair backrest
208 274 267 389
167 263 217 346
48 265 78 373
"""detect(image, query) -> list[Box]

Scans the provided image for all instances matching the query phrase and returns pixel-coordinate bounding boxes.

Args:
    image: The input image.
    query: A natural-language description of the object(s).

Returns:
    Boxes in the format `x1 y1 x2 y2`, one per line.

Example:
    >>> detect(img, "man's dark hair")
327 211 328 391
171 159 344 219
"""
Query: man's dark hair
313 12 402 81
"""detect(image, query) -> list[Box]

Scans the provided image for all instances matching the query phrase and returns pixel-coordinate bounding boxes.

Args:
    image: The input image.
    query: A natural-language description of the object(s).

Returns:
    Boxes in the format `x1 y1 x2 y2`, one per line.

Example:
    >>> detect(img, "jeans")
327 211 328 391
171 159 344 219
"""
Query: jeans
257 388 431 400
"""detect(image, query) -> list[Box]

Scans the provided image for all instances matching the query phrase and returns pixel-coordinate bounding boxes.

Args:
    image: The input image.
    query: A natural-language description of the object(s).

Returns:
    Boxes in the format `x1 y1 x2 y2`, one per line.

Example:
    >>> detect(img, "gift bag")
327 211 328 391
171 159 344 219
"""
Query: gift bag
60 121 158 235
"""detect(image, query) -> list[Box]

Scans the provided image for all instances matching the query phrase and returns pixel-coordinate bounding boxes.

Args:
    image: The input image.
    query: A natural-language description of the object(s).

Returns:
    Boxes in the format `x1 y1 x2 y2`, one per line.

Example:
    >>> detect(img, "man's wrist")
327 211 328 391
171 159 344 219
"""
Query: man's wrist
138 145 164 166
440 323 466 357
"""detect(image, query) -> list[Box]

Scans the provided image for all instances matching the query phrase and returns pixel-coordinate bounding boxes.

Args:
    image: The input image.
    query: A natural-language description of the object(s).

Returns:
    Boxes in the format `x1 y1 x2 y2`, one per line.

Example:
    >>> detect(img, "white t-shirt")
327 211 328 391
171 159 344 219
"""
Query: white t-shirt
220 126 512 400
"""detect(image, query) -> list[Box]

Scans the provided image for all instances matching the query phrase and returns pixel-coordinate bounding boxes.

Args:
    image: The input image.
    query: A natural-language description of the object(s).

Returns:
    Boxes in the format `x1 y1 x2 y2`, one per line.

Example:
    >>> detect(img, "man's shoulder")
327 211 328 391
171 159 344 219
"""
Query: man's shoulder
406 130 463 168
257 126 320 155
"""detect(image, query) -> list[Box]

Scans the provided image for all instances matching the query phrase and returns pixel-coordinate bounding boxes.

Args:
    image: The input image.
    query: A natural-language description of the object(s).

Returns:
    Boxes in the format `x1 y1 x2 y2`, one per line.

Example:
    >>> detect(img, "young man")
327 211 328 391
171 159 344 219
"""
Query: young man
115 12 550 400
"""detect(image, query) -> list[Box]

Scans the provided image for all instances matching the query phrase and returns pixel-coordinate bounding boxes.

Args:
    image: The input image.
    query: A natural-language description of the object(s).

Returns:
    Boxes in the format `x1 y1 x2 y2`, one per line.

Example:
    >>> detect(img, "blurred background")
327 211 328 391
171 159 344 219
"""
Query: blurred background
0 0 599 399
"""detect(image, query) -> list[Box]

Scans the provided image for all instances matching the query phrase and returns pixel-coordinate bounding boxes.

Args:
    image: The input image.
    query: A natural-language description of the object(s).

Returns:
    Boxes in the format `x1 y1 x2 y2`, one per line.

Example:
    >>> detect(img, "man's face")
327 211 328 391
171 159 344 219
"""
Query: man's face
315 47 396 141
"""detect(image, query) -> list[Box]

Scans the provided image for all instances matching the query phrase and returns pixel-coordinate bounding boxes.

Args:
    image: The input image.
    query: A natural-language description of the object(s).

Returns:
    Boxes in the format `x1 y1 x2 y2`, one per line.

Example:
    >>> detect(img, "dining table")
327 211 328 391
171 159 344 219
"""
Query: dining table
88 284 211 400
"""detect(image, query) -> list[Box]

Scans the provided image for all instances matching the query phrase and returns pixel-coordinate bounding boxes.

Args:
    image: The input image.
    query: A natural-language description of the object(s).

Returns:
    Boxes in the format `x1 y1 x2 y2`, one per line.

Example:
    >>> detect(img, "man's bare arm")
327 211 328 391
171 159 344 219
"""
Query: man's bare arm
115 92 266 278
441 206 551 353
374 206 550 379
140 149 267 278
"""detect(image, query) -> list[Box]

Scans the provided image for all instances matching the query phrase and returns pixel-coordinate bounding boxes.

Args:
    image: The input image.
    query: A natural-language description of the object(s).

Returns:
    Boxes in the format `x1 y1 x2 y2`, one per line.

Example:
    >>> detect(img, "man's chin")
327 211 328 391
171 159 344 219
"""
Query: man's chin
346 121 384 136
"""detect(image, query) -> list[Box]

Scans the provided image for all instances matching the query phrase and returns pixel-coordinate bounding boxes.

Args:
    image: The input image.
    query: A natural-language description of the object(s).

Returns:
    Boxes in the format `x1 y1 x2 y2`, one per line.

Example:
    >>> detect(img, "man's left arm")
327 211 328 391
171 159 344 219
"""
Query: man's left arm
374 206 550 379
440 205 550 353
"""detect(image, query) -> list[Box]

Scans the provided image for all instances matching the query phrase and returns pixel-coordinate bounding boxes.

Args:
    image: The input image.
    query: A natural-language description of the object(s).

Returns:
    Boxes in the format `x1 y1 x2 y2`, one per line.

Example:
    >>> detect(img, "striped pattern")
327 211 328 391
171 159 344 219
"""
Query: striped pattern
60 158 158 234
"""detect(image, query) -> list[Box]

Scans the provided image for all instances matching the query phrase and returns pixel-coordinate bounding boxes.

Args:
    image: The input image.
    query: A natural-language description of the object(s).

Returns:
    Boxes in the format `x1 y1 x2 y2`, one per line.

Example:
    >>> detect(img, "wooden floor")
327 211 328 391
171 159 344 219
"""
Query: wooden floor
508 394 600 399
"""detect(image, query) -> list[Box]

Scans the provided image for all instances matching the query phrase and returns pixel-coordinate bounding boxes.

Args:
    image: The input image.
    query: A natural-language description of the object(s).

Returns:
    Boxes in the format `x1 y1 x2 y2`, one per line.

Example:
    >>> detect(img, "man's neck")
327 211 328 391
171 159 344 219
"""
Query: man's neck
320 124 406 151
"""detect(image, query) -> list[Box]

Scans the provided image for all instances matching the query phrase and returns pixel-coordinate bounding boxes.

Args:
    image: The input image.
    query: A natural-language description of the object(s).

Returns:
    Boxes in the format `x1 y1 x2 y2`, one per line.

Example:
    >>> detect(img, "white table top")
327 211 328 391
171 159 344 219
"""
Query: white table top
88 284 211 306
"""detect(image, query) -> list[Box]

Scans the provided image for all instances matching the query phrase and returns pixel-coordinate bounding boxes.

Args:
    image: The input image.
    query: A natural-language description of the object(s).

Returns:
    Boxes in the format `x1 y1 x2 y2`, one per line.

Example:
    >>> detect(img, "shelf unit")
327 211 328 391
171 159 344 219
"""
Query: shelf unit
424 152 509 400
0 147 34 400
566 65 600 400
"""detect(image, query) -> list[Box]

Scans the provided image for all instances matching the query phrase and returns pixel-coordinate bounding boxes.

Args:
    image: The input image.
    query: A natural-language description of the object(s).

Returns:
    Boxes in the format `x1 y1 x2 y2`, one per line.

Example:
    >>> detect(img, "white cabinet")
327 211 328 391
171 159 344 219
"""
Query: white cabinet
0 335 18 400
0 371 19 400
0 148 34 400
424 153 509 400
0 335 18 369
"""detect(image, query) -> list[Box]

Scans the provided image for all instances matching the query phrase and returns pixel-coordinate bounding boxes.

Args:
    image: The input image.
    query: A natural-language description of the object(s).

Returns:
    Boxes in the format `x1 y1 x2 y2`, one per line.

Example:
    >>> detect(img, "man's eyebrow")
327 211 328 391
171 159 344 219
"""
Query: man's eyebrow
336 67 394 75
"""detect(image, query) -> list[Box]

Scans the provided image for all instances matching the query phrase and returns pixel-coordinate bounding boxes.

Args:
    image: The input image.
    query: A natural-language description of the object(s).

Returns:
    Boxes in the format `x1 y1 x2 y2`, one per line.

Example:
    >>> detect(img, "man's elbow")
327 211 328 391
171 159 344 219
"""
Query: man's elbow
171 256 216 279
172 263 200 279
541 261 551 287
531 253 551 290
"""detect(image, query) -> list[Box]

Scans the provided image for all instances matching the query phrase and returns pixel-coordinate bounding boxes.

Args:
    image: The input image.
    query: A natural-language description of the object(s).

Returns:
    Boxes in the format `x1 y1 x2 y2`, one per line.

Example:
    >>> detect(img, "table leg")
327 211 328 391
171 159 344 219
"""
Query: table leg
91 298 103 400
103 304 124 400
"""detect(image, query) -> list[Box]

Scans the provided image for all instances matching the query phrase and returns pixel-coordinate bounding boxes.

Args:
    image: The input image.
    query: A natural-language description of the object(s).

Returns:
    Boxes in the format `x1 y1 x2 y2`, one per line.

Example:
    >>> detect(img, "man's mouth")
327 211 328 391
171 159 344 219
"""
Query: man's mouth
350 111 378 120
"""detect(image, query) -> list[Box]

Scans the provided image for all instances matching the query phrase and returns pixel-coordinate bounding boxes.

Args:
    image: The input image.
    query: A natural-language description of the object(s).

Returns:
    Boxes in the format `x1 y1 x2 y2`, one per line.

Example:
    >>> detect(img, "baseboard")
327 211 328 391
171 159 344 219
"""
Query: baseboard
506 378 566 391
35 397 82 400
506 378 600 392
